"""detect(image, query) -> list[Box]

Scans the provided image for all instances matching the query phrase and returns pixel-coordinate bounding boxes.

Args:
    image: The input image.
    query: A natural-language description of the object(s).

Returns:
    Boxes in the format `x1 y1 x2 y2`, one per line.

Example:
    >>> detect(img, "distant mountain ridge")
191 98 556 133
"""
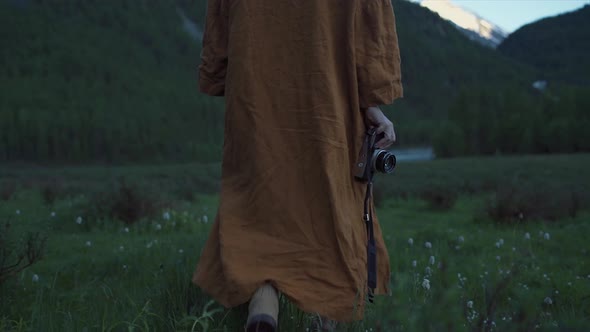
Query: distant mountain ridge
498 5 590 85
412 0 507 48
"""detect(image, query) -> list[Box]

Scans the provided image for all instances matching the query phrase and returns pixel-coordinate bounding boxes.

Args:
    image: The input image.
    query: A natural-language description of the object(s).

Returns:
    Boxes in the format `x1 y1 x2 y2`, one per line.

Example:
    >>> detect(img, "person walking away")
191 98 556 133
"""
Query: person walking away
193 0 403 331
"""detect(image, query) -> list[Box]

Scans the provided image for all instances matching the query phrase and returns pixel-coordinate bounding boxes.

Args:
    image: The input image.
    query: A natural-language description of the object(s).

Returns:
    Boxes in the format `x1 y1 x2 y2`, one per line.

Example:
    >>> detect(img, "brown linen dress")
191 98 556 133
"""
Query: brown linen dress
193 0 403 322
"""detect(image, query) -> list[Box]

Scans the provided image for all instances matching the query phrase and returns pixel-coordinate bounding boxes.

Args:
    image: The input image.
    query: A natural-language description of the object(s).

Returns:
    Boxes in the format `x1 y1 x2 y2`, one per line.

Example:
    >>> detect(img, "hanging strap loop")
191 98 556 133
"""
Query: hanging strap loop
363 178 377 303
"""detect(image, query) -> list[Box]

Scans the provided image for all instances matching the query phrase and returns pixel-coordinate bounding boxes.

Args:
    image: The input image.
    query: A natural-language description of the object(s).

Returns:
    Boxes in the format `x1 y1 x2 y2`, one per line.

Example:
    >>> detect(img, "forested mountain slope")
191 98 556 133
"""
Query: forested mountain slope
0 0 536 162
498 5 590 85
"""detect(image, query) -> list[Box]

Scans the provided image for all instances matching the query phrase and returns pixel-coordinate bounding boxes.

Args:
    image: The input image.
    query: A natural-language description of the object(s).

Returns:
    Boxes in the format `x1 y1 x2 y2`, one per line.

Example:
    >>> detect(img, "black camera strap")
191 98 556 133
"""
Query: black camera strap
363 172 377 303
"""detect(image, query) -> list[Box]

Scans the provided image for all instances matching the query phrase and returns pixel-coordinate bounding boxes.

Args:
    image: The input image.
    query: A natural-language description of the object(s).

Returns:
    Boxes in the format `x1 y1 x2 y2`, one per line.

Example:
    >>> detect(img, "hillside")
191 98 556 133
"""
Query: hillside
370 0 535 143
0 0 221 163
0 0 535 163
435 4 590 157
498 5 590 85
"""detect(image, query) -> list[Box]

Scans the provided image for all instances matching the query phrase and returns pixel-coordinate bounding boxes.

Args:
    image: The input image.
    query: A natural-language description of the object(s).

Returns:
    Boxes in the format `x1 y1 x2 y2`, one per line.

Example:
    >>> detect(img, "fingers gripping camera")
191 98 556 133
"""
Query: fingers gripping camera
354 128 397 182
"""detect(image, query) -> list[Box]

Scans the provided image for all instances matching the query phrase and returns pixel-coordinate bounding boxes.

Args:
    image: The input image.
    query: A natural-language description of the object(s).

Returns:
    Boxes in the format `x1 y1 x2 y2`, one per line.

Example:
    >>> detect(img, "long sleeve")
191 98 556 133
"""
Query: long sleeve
355 0 403 108
199 0 229 96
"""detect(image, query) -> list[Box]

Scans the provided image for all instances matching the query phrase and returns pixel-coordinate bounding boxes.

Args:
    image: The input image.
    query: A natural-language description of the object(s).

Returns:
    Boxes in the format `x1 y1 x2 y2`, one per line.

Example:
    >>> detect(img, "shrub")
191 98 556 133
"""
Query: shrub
0 221 47 285
485 182 581 223
172 176 218 202
420 186 458 210
0 181 17 201
40 178 65 205
88 180 169 224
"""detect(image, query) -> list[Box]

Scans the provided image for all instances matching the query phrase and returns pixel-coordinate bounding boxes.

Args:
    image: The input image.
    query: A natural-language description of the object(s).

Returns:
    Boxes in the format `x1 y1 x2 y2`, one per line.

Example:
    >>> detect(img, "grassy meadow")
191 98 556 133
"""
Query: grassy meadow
1 154 589 331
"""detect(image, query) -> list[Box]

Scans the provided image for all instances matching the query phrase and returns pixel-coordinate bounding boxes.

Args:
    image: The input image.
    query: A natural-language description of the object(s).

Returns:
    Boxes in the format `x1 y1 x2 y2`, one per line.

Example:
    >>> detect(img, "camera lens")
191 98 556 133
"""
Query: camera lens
373 150 396 174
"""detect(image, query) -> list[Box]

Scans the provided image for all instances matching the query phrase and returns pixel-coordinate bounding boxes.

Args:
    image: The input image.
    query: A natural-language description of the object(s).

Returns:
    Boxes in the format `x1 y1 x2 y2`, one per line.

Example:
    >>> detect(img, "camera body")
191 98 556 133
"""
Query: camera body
354 128 397 181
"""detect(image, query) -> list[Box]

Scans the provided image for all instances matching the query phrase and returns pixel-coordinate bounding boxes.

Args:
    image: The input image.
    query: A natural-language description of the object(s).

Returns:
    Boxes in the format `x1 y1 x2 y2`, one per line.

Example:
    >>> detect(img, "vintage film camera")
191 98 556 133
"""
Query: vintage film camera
354 127 397 181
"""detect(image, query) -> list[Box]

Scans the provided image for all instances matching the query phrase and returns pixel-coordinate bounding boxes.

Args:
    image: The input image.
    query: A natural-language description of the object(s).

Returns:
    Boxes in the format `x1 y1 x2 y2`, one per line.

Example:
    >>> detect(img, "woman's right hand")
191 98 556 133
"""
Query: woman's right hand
363 107 396 149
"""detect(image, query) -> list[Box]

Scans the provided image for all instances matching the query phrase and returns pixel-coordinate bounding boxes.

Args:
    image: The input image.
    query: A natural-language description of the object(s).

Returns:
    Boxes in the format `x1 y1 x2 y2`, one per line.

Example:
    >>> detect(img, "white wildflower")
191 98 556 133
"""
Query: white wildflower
496 255 501 261
123 265 128 270
408 238 414 245
467 300 473 309
119 246 125 251
178 249 184 254
32 274 39 282
544 297 553 305
458 235 465 243
544 232 550 240
495 239 504 248
50 211 56 217
425 267 432 275
568 282 572 286
155 223 162 231
422 278 430 290
15 209 20 215
512 247 516 252
411 260 417 267
429 256 435 265
76 216 83 225
539 230 544 237
163 211 171 221
524 232 530 240
424 241 432 249
124 227 129 233
85 241 92 247
202 215 209 223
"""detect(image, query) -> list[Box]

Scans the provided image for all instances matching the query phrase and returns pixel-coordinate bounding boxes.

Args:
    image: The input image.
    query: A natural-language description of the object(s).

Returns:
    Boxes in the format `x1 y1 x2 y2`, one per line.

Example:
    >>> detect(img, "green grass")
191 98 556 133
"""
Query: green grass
1 154 590 331
3 153 588 199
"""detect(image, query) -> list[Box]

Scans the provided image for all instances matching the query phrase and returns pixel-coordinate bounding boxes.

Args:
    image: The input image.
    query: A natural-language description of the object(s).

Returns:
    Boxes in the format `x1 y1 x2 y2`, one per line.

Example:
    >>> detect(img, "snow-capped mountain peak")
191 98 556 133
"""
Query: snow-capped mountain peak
413 0 507 48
